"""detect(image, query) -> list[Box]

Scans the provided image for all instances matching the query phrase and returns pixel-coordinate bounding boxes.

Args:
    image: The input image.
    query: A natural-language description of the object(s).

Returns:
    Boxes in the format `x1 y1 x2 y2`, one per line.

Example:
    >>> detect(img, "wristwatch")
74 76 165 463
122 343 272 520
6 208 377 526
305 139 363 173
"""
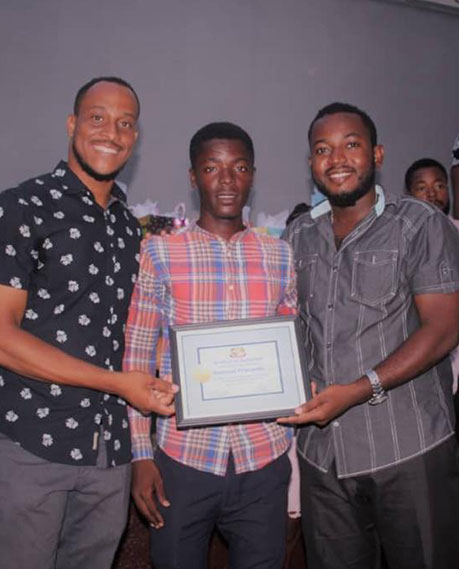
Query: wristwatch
365 369 388 406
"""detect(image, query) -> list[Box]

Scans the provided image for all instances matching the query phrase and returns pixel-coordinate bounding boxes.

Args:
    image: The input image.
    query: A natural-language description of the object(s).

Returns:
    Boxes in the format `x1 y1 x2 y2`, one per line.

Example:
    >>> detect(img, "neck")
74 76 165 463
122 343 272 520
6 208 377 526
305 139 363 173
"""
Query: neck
331 188 377 239
67 158 114 209
197 215 245 240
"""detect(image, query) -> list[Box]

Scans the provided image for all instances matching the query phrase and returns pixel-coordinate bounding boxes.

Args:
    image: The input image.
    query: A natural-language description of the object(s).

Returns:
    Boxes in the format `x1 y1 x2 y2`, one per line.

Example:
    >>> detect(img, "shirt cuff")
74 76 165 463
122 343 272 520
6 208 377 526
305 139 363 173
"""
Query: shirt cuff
131 432 154 462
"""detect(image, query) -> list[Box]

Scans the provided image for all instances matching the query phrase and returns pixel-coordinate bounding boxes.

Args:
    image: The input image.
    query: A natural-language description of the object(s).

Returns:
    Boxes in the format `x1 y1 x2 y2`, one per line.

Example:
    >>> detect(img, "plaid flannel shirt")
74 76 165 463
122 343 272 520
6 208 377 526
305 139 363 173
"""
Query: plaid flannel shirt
124 223 297 475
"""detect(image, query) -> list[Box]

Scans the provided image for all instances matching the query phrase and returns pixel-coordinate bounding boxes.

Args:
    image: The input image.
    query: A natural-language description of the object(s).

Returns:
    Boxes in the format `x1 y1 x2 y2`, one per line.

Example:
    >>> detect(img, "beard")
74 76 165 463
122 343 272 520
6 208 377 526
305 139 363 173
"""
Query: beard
313 163 376 208
72 141 125 182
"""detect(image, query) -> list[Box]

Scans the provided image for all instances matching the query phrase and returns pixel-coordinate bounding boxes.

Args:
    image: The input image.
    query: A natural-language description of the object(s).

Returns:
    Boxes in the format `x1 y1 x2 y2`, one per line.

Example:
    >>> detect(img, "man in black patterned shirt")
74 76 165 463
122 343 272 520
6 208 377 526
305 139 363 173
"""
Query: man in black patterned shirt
0 77 176 569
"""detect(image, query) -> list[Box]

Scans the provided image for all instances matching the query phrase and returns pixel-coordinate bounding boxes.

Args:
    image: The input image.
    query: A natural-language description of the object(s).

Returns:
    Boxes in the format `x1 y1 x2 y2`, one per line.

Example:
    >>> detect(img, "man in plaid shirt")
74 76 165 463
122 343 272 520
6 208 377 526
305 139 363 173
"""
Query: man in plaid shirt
123 122 297 568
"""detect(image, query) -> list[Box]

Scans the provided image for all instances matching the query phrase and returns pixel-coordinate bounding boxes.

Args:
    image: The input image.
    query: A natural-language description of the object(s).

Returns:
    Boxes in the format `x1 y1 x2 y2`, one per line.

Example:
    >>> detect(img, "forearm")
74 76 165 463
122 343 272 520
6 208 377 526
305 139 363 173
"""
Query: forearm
349 306 459 405
371 323 457 393
128 405 154 461
0 324 121 393
280 319 458 427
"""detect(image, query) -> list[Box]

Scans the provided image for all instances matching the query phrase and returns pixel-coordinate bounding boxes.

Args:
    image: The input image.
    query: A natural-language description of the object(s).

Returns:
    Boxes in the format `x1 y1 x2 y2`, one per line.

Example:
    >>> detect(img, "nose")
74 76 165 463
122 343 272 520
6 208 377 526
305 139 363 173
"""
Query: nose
102 118 119 141
329 146 346 165
425 185 436 199
219 166 233 184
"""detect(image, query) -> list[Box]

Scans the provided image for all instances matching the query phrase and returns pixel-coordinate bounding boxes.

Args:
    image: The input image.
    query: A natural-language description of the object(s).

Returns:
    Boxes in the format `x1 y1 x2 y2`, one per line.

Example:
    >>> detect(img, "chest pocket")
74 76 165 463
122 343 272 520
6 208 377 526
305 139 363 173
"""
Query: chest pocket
351 250 398 306
295 254 318 302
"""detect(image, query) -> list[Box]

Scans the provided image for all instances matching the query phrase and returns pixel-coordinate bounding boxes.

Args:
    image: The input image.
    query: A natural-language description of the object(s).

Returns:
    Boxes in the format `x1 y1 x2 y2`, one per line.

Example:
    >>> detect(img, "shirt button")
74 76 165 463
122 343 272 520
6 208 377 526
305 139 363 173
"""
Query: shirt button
332 421 340 427
328 303 333 309
326 342 331 349
332 266 338 272
228 285 234 291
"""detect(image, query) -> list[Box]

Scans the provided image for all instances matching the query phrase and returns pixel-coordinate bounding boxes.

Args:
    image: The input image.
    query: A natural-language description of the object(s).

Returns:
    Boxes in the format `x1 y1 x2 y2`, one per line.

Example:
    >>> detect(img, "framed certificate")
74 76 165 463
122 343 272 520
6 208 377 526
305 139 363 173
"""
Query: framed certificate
169 315 310 428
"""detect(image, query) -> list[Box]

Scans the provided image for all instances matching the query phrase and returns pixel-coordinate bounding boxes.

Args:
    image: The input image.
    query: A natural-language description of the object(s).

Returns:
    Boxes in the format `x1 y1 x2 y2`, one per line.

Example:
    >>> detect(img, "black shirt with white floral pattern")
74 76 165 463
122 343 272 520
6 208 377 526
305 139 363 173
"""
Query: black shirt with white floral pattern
0 162 141 466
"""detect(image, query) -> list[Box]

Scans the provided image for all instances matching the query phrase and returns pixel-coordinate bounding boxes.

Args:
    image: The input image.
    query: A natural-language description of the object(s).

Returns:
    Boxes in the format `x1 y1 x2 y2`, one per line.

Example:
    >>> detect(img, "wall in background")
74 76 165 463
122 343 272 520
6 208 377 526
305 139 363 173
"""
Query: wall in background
1 0 458 219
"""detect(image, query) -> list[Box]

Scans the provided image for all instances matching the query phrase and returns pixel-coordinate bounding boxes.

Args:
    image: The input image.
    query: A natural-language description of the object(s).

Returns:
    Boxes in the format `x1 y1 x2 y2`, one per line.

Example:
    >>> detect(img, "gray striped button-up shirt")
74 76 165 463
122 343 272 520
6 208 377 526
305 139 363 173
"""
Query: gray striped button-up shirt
283 186 459 478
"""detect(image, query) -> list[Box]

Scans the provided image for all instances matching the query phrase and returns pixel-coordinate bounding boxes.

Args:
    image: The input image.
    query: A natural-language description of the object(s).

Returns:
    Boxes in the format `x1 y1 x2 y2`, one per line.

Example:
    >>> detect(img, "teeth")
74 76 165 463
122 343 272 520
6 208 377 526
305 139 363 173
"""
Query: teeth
329 171 352 181
93 145 118 155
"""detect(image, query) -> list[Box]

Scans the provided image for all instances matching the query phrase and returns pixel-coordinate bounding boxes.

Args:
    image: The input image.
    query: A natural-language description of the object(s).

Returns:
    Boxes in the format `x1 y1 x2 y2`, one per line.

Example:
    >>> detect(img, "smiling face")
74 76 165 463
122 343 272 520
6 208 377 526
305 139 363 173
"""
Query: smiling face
309 112 384 208
66 81 139 189
408 166 449 213
191 138 254 237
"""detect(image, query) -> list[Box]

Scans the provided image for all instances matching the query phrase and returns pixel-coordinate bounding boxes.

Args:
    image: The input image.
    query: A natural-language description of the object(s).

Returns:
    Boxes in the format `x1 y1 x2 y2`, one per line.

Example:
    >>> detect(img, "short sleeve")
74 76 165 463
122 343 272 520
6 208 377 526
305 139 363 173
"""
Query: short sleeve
0 189 38 291
406 210 459 295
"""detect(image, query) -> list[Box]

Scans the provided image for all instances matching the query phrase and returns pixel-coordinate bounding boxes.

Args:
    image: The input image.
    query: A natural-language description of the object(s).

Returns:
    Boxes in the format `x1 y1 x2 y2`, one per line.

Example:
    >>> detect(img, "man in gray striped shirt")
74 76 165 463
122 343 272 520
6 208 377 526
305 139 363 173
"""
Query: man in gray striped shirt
281 102 459 569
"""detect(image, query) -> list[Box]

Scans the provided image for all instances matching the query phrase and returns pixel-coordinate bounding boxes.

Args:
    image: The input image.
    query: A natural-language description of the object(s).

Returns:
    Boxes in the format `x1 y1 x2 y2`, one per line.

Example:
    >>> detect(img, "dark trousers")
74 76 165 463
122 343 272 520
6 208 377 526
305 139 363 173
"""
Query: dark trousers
0 432 130 569
150 449 291 569
300 437 459 569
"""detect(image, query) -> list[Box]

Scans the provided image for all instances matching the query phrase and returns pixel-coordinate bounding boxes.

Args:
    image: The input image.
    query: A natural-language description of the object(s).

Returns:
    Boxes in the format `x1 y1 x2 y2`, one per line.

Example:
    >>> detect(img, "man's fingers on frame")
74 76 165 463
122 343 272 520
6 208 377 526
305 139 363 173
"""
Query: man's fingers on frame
277 415 300 424
156 404 175 416
153 379 179 394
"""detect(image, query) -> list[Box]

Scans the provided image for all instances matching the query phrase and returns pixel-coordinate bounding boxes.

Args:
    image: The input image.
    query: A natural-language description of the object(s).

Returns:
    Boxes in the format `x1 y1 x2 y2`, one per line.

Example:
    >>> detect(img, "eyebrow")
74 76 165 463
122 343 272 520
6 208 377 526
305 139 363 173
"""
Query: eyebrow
312 132 364 146
202 156 250 163
85 105 137 119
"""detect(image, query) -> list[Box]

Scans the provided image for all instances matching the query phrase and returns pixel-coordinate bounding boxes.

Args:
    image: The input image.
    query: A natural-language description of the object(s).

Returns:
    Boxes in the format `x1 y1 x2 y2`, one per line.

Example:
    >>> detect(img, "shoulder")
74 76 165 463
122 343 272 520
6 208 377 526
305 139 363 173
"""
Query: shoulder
384 194 453 233
282 211 317 244
379 195 459 256
140 231 190 255
0 170 57 205
387 194 438 218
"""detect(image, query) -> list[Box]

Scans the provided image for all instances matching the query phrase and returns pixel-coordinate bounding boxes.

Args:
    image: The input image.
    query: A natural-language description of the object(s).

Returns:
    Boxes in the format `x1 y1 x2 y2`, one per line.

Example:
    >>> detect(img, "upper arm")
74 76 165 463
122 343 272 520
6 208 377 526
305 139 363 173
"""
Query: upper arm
0 190 36 301
406 210 459 295
414 291 459 348
0 283 28 329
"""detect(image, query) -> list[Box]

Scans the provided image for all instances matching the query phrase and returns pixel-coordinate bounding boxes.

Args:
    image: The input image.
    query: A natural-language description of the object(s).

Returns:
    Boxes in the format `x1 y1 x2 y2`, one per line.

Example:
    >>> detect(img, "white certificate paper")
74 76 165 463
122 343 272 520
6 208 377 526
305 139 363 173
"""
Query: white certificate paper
196 341 282 399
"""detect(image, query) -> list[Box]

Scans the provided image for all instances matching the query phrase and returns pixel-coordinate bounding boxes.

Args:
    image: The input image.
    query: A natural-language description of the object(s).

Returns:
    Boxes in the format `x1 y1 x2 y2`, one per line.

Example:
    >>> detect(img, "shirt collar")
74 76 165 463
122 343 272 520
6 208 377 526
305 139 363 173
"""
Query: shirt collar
310 184 385 220
187 220 252 241
51 161 127 204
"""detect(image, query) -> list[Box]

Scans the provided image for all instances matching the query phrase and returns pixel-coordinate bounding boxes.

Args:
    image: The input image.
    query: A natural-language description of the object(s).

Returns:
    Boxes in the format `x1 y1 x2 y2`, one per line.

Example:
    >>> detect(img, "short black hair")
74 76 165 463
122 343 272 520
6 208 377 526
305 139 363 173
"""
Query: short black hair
308 102 378 148
404 158 448 192
73 76 140 118
189 122 254 168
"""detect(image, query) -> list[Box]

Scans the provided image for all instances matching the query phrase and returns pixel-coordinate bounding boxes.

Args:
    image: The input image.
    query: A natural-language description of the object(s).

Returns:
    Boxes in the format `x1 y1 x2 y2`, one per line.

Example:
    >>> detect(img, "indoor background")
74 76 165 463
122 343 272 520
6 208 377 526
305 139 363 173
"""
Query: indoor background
1 0 458 219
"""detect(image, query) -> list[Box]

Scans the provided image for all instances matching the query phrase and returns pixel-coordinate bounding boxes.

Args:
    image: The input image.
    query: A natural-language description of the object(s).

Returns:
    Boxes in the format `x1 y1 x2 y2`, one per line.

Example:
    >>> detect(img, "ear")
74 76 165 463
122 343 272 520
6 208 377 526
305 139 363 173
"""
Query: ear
373 145 384 169
189 167 197 189
66 114 76 139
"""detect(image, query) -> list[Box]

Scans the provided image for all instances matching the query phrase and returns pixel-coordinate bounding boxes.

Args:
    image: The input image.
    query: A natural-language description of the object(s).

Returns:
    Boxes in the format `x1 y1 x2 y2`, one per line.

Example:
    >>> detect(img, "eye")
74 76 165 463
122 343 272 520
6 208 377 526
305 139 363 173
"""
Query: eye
315 147 329 155
236 165 249 173
119 120 133 129
346 141 360 149
204 166 216 173
92 115 103 123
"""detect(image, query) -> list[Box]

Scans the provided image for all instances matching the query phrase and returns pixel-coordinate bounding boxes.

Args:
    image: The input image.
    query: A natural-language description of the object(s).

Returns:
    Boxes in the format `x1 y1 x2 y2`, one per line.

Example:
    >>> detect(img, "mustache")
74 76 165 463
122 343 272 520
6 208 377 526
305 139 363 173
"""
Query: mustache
325 167 355 175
